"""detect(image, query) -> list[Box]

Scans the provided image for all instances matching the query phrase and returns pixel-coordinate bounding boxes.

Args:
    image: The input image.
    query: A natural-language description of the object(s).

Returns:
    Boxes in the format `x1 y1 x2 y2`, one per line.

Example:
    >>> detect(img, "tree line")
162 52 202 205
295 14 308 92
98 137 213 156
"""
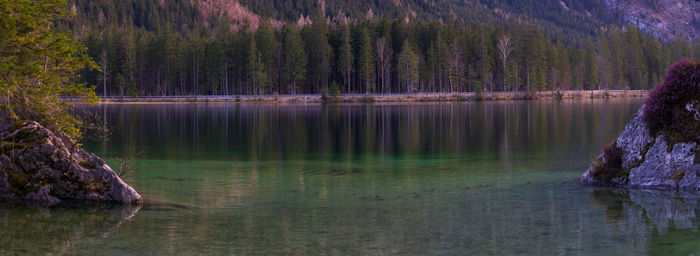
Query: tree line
69 10 699 96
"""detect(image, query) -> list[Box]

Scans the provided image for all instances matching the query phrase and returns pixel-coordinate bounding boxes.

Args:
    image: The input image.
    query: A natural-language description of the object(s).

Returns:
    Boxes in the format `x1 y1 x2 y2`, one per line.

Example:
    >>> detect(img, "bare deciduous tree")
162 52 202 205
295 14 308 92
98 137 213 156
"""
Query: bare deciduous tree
497 34 514 91
375 37 392 93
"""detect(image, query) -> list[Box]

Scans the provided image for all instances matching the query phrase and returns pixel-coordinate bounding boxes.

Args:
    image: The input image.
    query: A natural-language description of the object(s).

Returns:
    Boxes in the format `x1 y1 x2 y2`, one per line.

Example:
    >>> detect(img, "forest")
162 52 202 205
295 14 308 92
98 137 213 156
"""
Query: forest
61 0 700 96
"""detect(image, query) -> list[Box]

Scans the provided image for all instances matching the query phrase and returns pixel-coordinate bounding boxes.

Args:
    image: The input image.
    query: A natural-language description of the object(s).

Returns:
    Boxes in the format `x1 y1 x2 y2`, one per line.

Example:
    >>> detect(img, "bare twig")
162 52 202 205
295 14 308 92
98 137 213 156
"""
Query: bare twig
116 151 143 178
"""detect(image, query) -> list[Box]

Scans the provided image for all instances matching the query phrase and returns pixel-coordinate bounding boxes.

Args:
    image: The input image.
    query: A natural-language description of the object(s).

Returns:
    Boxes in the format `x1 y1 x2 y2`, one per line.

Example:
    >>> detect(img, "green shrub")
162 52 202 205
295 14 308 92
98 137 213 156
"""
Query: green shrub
330 81 341 97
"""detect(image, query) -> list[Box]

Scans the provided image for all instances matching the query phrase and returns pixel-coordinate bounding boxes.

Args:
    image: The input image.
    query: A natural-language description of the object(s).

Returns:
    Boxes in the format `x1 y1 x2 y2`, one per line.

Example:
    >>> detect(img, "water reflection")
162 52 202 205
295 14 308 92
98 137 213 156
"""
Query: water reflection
0 203 140 255
590 189 700 255
5 99 699 255
86 100 639 162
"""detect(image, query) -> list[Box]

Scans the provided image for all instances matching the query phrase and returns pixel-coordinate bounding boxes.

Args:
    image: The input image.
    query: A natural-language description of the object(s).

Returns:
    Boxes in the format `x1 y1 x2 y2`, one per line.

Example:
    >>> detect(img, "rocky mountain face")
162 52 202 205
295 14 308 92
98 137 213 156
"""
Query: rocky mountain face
233 0 698 40
605 0 699 41
0 121 142 205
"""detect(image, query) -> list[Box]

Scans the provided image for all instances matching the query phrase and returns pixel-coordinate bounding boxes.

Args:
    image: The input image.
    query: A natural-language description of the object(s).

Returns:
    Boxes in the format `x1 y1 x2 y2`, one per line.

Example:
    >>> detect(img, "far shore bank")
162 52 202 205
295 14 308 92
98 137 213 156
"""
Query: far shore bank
96 90 648 104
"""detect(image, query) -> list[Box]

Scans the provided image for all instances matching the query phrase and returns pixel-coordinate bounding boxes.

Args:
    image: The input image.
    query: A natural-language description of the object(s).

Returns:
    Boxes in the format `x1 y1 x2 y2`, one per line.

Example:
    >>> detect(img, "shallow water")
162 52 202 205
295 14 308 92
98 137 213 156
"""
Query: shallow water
2 99 700 255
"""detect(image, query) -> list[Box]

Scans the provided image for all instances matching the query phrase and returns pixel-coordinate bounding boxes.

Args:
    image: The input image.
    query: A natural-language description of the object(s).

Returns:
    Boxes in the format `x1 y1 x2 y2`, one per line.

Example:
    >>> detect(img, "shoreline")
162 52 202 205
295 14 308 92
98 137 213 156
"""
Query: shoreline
96 90 648 104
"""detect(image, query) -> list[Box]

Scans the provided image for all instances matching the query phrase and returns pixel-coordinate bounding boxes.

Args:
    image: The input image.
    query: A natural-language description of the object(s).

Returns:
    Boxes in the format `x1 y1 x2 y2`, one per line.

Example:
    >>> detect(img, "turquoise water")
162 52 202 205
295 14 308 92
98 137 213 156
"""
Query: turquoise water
2 99 700 255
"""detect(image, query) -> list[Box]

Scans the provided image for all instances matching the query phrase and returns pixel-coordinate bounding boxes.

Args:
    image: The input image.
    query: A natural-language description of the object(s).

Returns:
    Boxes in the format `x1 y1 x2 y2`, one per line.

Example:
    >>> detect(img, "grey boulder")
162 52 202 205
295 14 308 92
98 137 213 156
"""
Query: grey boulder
581 106 700 191
0 121 142 205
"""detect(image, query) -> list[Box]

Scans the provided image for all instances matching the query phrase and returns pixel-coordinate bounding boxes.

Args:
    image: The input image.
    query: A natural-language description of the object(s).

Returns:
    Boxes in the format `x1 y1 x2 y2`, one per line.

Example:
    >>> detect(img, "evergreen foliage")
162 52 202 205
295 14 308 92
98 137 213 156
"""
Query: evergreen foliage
0 0 97 139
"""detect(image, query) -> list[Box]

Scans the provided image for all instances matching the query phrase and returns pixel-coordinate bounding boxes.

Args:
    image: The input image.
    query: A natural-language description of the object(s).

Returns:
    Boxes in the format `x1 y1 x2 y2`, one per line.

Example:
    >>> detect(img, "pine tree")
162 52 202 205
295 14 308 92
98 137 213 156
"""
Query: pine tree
448 39 464 92
596 32 612 89
532 29 547 91
644 35 662 87
0 0 98 139
256 19 277 94
623 28 645 89
247 36 267 94
544 41 558 91
304 7 332 94
555 42 571 90
570 48 583 90
583 39 599 90
337 24 354 93
518 24 538 92
477 27 493 93
607 29 624 89
358 26 375 93
398 40 419 93
283 25 306 94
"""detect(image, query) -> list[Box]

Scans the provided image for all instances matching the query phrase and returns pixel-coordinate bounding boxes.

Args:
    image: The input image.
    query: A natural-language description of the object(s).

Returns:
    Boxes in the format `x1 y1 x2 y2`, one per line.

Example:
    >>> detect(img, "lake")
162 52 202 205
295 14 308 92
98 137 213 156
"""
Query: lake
2 99 699 255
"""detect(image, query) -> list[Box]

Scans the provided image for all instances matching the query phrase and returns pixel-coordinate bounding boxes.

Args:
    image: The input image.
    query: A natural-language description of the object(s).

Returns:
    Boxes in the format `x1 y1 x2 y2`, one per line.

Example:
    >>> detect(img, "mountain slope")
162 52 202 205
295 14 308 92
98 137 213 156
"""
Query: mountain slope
606 0 699 41
66 0 698 41
234 0 698 41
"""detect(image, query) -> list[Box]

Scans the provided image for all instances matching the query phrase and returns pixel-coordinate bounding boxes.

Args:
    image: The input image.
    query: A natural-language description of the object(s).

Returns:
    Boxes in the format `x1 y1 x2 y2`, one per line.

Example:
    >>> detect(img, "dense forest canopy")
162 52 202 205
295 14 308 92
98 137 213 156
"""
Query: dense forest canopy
58 0 700 96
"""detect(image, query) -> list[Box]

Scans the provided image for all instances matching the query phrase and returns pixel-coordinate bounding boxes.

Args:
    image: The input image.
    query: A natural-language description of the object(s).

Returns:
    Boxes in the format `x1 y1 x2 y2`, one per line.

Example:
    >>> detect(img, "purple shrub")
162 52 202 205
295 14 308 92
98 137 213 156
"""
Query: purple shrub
643 59 700 141
602 144 623 170
591 143 624 184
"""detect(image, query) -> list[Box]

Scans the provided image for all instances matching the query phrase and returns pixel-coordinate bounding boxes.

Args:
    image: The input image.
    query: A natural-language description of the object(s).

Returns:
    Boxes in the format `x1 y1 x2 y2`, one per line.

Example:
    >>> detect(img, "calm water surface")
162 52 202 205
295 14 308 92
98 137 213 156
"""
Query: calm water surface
2 99 700 255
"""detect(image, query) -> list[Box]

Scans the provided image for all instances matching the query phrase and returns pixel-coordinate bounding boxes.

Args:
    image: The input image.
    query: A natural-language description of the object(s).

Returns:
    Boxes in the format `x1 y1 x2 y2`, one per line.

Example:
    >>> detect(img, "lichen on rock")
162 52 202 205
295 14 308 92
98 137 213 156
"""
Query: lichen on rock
0 120 142 205
627 136 697 189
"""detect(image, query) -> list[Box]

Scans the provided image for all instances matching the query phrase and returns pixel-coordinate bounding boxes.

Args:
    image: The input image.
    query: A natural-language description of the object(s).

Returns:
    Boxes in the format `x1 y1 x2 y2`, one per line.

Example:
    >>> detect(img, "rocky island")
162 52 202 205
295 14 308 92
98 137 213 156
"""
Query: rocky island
581 59 700 190
0 120 142 205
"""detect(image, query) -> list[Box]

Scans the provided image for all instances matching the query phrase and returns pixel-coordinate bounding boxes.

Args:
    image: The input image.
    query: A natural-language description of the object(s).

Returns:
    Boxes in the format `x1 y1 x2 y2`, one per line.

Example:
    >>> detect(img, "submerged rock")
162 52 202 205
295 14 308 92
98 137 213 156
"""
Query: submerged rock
581 106 700 191
0 121 142 205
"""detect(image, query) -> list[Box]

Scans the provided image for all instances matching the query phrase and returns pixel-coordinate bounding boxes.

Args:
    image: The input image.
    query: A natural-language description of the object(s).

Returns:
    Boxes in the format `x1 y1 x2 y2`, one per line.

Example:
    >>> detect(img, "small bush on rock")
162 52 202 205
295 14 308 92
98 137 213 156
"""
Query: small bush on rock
591 143 625 184
643 59 700 142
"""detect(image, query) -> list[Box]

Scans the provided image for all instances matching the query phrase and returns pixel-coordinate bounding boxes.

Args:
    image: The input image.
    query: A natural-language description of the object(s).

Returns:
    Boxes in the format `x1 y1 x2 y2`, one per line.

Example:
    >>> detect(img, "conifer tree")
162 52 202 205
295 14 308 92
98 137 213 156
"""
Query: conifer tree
544 42 558 91
596 33 612 89
583 39 599 90
623 28 645 89
337 24 354 93
607 29 624 89
398 40 419 93
358 26 375 93
304 7 332 93
570 48 583 90
555 42 571 90
0 0 98 139
532 29 547 91
247 36 267 94
256 19 277 93
477 27 493 93
283 25 306 94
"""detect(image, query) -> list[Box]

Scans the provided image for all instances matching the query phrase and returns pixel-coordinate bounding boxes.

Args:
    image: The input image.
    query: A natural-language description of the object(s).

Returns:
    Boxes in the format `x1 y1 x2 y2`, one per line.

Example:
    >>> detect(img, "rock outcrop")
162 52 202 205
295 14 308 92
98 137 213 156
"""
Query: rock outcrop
0 121 142 205
581 106 700 191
